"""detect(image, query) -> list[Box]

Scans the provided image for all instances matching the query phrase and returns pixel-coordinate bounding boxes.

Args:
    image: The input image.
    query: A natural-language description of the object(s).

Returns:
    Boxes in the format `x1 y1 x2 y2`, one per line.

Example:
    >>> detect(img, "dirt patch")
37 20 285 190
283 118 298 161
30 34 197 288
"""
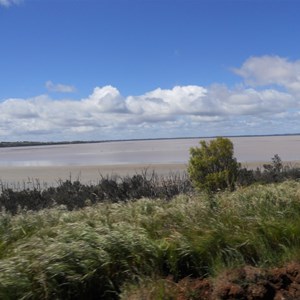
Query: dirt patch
175 262 300 300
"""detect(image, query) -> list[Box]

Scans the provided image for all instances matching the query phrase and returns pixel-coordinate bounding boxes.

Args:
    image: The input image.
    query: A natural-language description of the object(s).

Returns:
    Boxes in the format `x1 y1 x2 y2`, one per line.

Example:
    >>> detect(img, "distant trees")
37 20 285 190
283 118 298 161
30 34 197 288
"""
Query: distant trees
188 137 240 192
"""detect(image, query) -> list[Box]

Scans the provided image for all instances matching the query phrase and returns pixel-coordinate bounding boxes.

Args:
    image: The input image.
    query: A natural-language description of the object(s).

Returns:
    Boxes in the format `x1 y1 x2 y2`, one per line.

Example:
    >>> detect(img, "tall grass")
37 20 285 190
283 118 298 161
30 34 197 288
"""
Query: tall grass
1 181 300 299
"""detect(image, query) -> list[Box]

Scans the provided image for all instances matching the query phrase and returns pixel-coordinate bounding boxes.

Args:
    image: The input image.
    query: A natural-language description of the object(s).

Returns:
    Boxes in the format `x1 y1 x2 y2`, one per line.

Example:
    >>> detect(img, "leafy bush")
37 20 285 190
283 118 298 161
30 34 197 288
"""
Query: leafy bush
188 137 240 192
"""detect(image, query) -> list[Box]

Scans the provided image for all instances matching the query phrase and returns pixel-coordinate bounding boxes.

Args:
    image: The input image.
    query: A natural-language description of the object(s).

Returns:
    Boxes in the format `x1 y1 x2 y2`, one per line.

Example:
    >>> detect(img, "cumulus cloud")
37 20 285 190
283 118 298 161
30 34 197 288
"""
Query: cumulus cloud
45 81 76 93
0 0 22 7
1 55 300 141
83 86 127 113
234 55 300 94
126 86 208 116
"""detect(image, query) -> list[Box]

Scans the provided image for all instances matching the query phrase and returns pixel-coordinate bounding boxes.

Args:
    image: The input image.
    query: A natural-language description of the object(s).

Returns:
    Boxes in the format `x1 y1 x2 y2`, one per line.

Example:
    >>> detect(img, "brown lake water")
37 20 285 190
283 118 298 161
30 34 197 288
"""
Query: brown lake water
1 136 300 167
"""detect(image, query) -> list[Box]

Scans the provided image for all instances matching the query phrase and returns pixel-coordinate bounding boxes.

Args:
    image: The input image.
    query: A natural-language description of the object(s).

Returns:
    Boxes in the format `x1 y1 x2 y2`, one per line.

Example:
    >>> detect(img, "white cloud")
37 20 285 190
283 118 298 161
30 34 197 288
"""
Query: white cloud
126 86 208 116
45 81 76 93
83 86 126 113
208 85 296 116
234 55 300 94
1 55 300 141
0 0 22 7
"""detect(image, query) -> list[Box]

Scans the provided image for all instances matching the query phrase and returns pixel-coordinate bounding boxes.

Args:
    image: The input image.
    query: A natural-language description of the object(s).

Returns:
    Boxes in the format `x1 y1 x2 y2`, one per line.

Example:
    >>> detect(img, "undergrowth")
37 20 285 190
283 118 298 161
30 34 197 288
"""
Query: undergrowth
1 181 300 299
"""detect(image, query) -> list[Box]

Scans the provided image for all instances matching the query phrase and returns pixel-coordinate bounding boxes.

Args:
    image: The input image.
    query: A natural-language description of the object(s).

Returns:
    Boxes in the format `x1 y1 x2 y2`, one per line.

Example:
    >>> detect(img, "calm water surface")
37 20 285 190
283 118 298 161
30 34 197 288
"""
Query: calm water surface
1 136 300 167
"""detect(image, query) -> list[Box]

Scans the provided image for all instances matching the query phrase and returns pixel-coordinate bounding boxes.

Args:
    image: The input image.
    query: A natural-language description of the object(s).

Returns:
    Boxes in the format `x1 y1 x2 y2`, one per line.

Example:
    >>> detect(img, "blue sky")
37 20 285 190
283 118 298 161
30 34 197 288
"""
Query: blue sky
1 0 300 141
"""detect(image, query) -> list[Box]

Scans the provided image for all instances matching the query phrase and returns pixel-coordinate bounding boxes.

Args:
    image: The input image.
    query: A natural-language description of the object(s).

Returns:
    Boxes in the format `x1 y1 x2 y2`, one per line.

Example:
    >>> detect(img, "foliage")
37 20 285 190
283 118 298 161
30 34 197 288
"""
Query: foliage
1 181 300 298
237 154 300 186
0 171 192 214
188 137 240 192
265 154 283 173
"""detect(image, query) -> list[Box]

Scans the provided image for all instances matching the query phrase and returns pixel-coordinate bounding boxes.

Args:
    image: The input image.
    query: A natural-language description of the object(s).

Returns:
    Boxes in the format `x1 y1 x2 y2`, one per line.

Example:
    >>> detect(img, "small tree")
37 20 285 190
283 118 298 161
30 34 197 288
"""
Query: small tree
262 154 283 182
263 154 283 173
188 137 240 192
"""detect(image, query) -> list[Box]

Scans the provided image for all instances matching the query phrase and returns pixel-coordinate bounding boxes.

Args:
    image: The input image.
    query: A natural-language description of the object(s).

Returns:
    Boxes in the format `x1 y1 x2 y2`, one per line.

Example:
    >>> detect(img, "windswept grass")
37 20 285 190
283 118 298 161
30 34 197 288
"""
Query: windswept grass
1 181 300 299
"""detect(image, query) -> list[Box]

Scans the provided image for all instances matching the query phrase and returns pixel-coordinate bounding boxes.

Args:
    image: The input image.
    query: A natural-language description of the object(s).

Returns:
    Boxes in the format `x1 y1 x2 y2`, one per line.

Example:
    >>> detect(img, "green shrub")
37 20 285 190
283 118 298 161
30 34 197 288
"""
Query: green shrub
188 137 240 192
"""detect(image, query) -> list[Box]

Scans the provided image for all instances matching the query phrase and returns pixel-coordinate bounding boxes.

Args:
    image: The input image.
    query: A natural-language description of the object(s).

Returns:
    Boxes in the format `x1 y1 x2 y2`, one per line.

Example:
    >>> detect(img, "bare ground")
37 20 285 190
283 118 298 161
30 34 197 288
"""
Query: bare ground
172 262 300 300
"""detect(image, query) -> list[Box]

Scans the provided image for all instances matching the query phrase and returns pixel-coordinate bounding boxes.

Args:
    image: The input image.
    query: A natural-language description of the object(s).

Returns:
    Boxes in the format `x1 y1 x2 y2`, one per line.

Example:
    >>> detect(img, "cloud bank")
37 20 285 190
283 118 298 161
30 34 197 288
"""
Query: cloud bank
1 55 300 141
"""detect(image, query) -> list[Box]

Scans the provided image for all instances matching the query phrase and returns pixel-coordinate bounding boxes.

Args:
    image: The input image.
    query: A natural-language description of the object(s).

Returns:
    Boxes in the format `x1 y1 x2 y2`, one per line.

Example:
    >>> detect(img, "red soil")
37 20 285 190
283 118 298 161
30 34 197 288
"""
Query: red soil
175 262 300 300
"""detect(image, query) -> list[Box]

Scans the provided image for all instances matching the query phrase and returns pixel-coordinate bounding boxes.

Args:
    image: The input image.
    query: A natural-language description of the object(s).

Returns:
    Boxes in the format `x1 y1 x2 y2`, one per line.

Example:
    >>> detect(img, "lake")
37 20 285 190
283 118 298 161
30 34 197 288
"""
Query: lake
0 136 300 167
0 136 300 185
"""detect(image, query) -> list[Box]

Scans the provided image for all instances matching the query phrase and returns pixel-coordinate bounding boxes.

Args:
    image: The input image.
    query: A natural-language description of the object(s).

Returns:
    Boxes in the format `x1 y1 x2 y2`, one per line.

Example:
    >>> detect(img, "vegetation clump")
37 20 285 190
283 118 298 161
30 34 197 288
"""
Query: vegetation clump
0 171 192 214
188 137 240 192
188 137 300 191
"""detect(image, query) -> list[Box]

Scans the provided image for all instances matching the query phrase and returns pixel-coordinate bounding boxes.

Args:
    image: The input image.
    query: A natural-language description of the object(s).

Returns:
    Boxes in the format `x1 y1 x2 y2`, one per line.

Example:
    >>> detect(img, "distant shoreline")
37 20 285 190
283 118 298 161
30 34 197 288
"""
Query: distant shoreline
1 133 300 148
